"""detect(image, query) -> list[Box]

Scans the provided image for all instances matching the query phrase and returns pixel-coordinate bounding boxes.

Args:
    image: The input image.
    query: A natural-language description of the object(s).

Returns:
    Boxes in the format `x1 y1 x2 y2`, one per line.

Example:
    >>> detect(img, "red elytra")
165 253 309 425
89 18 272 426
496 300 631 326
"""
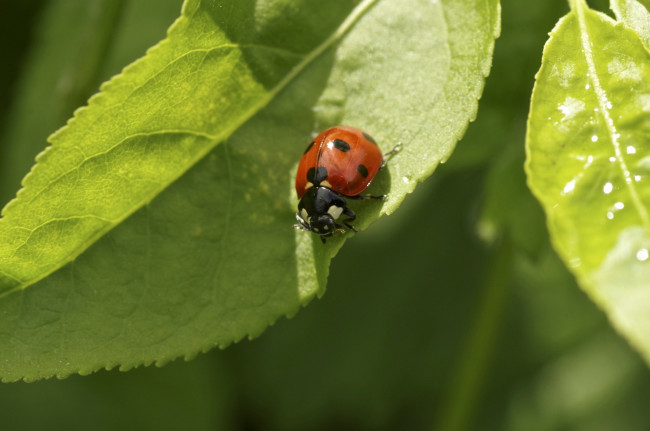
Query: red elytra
295 126 384 199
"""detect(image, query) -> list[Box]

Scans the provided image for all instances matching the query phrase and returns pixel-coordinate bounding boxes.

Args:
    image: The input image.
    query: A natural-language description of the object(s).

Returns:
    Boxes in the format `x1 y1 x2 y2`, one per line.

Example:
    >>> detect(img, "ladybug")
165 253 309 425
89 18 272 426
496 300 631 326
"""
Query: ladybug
294 126 401 243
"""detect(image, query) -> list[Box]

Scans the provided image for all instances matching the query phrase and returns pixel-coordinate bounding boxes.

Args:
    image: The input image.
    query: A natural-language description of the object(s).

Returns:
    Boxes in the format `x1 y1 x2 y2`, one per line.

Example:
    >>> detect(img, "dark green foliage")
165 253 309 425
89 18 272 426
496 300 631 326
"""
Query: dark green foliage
1 0 650 430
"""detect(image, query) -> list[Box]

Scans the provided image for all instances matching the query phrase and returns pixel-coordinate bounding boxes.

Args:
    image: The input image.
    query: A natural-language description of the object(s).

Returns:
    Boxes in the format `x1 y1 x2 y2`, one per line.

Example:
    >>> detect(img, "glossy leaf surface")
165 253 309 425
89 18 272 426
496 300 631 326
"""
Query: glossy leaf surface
527 0 650 362
612 0 650 51
0 0 499 381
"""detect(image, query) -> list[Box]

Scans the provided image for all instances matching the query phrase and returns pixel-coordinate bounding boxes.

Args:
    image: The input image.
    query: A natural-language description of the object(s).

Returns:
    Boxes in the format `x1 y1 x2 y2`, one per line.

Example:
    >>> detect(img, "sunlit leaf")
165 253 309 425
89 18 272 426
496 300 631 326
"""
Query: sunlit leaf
611 0 650 52
0 0 499 381
526 0 650 363
0 0 182 205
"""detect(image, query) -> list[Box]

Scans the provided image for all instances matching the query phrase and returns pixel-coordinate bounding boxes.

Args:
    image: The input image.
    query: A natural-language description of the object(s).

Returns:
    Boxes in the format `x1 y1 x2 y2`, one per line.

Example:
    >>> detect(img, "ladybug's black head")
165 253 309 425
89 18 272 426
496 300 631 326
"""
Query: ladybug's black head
294 187 356 243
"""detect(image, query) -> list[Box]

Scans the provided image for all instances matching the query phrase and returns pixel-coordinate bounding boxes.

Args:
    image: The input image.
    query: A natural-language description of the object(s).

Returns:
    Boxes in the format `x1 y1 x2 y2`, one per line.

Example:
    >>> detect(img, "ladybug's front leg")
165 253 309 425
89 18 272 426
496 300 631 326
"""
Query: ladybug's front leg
341 207 358 232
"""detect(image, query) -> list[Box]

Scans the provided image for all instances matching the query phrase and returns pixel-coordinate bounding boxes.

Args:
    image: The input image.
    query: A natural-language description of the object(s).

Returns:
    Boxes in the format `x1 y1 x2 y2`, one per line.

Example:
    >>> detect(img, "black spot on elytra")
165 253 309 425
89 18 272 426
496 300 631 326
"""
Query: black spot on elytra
362 132 377 145
358 164 369 178
307 166 328 184
303 141 315 154
333 139 350 152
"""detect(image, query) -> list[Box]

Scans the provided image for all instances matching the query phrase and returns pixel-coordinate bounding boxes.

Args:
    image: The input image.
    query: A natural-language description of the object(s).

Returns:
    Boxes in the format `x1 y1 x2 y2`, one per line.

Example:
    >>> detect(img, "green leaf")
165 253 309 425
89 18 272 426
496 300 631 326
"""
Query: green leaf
611 0 650 52
0 0 499 381
0 0 125 205
0 0 183 206
0 0 301 291
526 0 650 364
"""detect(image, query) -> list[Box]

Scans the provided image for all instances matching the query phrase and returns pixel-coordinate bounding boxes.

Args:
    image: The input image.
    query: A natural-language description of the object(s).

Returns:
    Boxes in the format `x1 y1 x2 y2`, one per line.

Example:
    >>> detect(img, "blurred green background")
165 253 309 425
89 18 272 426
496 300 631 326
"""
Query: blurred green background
2 0 650 430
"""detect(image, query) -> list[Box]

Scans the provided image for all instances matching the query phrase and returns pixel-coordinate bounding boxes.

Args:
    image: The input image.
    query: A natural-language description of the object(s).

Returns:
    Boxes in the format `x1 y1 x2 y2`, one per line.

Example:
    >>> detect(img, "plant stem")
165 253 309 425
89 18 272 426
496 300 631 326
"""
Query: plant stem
568 0 586 12
435 239 512 431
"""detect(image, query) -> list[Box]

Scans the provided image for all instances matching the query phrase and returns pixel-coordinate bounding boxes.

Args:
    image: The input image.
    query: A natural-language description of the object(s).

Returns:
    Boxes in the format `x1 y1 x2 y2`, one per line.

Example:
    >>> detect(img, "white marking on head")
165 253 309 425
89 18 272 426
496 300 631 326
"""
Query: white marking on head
300 209 309 222
328 205 344 220
304 182 313 191
321 180 332 188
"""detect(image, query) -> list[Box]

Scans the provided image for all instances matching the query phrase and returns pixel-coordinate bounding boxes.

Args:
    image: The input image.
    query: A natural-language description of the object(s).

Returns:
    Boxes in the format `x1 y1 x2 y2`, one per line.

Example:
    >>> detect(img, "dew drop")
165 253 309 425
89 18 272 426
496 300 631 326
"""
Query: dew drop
591 135 598 142
609 156 617 162
606 211 614 220
627 146 636 154
637 248 649 261
603 182 613 194
585 83 591 90
614 202 624 210
635 175 642 182
563 179 576 194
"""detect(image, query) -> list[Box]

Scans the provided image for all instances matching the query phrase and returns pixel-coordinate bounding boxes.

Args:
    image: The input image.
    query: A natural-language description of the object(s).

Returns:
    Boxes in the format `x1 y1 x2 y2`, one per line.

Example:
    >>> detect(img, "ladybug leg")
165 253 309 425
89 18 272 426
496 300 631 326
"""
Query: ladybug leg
348 194 387 200
321 231 338 243
341 207 358 232
381 142 402 168
338 220 357 232
343 223 357 233
293 212 310 231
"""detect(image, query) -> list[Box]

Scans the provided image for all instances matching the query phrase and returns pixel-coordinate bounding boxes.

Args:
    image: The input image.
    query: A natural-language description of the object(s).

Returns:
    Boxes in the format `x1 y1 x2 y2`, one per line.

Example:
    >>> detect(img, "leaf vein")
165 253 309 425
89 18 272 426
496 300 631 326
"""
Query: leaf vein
10 214 116 259
2 0 380 294
576 1 650 229
25 130 217 208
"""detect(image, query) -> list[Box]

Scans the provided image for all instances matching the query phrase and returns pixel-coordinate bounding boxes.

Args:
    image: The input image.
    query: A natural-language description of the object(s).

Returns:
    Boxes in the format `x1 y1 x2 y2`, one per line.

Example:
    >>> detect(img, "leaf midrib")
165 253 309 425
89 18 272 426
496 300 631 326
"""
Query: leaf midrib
575 0 650 230
0 0 380 294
